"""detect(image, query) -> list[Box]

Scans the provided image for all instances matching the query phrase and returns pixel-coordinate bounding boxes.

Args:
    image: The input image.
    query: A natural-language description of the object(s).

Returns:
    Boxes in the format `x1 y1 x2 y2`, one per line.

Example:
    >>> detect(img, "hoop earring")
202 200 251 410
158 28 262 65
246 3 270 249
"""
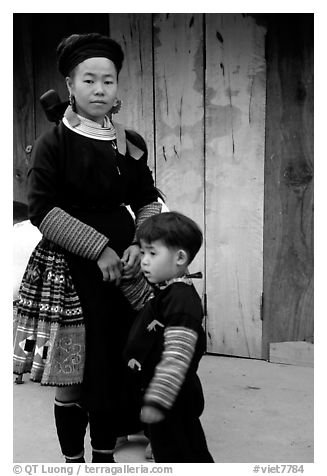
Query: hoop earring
110 98 122 115
69 94 76 112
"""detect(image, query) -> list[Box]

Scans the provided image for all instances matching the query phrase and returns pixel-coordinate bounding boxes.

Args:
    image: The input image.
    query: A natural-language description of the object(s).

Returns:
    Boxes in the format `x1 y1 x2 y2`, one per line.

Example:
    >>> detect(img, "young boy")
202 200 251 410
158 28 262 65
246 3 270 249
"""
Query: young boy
124 211 214 463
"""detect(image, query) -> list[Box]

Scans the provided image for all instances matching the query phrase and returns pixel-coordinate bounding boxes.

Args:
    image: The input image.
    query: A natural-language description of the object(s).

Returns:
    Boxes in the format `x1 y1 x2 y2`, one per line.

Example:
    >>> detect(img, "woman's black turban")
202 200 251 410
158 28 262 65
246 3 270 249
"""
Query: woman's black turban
57 33 124 76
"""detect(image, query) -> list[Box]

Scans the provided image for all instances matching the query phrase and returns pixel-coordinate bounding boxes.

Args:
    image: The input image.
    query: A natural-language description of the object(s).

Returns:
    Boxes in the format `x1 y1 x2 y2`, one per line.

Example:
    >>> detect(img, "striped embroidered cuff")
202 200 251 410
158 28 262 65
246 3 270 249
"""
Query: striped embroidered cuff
144 326 198 411
134 201 162 242
120 269 154 311
39 207 109 260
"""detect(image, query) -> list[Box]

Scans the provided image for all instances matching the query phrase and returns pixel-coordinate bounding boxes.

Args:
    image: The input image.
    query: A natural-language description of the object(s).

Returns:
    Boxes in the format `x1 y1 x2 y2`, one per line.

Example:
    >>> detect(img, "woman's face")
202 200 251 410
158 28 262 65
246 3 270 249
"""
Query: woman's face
66 57 119 124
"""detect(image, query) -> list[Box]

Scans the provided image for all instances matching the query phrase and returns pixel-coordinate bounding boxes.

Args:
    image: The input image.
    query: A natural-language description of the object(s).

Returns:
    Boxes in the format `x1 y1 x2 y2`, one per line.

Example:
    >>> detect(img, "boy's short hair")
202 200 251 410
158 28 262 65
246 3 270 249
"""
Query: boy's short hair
136 211 203 264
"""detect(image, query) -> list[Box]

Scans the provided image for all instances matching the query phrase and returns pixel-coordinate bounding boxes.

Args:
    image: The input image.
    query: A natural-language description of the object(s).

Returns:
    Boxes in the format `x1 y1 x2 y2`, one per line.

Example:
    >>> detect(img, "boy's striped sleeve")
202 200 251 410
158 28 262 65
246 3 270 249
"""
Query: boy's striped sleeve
143 325 198 411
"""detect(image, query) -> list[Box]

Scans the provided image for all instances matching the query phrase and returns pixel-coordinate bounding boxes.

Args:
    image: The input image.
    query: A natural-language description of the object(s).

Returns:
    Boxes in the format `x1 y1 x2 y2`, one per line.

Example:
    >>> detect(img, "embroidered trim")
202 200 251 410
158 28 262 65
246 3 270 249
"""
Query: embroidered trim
120 269 154 311
133 202 162 242
39 207 109 260
13 240 86 385
135 202 162 227
64 451 85 460
157 276 193 291
63 106 116 141
62 107 145 161
147 319 164 332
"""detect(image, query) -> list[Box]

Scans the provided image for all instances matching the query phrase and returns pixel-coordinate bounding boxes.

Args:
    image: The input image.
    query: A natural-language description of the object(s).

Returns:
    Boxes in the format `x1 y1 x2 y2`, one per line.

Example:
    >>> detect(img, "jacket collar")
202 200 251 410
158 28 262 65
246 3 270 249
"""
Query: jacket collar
63 106 144 160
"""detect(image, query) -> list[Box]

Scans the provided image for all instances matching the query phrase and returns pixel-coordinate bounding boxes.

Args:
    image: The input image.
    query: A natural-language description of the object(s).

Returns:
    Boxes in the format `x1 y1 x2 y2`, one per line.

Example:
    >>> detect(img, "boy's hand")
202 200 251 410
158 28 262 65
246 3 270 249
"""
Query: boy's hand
140 405 165 424
121 244 141 279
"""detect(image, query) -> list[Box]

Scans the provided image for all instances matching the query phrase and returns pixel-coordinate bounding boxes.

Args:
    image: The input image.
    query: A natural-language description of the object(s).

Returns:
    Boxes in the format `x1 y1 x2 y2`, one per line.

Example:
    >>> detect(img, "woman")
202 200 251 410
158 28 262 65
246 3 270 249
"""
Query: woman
13 33 162 463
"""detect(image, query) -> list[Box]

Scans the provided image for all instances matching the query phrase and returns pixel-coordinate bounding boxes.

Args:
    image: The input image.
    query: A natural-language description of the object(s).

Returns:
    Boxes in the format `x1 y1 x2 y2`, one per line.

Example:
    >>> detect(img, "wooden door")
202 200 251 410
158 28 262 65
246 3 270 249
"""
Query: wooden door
91 13 267 357
262 14 314 359
205 14 266 358
153 13 205 298
110 13 205 299
109 14 155 170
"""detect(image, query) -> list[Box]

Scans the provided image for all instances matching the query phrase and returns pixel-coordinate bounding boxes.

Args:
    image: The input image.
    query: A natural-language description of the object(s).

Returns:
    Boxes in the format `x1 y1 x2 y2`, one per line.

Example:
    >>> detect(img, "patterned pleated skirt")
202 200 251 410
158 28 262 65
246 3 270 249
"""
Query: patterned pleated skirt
13 237 153 389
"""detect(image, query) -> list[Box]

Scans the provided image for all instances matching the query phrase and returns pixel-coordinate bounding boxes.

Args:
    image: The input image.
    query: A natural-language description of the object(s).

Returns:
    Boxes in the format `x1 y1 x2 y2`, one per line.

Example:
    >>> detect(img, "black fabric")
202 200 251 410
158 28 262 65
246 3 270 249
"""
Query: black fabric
54 402 88 458
124 282 206 394
148 375 214 463
28 124 159 229
89 410 116 451
57 33 124 76
65 252 137 413
91 451 115 463
13 201 28 223
124 282 213 462
28 121 159 444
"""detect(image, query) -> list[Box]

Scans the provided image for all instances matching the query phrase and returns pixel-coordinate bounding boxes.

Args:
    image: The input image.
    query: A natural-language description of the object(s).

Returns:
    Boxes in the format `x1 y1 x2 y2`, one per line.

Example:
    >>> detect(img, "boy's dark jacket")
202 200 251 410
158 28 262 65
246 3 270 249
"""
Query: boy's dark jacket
124 280 206 414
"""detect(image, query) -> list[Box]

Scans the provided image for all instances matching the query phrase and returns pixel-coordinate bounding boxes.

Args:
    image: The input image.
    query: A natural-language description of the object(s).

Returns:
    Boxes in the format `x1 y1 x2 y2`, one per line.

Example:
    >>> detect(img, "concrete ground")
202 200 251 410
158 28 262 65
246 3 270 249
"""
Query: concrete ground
13 354 313 463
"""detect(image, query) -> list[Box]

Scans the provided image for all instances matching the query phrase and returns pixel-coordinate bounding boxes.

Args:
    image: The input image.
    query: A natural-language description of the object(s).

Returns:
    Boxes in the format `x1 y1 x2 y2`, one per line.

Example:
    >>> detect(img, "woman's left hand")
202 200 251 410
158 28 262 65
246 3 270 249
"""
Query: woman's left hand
121 244 141 279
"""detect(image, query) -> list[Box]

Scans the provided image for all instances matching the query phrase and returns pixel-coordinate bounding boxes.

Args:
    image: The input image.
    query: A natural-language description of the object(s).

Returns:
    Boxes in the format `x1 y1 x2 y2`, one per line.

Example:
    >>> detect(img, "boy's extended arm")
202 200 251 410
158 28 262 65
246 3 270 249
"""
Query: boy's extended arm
142 325 198 414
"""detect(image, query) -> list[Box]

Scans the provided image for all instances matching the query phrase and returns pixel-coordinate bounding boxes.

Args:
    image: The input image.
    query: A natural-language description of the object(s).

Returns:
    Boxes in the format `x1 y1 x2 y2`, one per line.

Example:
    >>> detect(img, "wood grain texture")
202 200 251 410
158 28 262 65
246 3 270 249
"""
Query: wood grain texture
270 341 313 368
109 14 155 170
153 13 205 295
205 14 266 357
262 15 314 358
13 15 35 205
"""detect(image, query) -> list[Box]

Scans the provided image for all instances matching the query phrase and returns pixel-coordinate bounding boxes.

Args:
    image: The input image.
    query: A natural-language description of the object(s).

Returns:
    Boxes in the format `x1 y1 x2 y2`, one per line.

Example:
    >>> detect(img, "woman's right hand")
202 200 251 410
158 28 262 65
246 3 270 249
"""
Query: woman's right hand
97 246 123 285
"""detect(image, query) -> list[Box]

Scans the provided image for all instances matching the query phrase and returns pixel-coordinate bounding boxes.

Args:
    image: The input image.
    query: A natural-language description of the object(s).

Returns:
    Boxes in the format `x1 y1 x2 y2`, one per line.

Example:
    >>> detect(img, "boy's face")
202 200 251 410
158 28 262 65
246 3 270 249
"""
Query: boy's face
140 239 187 284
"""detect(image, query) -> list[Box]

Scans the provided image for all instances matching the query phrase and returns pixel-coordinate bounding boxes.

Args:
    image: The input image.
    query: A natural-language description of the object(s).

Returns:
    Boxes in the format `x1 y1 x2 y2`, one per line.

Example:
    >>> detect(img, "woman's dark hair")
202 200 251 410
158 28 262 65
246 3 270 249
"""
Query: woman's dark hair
136 211 203 264
56 33 124 77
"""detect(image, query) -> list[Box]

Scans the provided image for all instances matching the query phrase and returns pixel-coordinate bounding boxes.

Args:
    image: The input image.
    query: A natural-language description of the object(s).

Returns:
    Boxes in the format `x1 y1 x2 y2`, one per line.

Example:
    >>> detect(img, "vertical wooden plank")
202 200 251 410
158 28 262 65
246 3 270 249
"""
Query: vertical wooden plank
13 14 35 205
109 14 155 170
205 14 266 358
263 14 314 359
153 13 205 294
